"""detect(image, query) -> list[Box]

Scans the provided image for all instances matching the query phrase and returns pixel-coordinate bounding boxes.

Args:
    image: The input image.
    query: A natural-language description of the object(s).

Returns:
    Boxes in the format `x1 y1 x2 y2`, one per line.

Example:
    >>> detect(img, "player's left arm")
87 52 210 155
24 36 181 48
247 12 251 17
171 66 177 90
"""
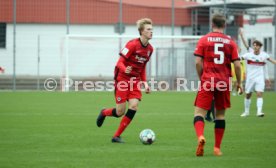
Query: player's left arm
233 60 243 94
264 62 271 88
267 57 276 64
141 65 150 94
195 56 203 78
232 41 243 94
141 47 153 94
194 38 204 78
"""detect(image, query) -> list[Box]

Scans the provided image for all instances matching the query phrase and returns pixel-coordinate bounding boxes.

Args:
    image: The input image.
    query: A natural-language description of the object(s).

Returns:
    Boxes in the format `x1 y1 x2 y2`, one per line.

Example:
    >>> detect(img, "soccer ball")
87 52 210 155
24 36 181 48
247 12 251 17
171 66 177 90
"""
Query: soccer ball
139 129 156 145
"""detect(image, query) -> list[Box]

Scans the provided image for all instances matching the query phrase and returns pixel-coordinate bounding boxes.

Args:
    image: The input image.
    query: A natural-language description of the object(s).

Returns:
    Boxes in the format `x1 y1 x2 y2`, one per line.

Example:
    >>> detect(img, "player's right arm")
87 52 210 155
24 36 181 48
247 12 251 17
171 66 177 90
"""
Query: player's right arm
239 28 249 51
195 57 203 78
194 37 205 79
116 57 132 74
117 40 136 74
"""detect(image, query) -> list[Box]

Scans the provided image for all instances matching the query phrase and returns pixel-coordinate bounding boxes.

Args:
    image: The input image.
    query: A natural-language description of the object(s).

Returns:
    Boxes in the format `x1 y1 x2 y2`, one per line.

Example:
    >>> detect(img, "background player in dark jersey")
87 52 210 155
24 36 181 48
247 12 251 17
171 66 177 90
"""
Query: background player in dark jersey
96 18 153 143
205 99 215 122
193 14 243 156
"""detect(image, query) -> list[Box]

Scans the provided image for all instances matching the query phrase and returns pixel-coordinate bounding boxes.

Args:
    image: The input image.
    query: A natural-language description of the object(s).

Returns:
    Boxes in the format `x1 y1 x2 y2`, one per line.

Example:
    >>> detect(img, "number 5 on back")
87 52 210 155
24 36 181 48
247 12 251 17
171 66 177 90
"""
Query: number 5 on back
214 43 224 64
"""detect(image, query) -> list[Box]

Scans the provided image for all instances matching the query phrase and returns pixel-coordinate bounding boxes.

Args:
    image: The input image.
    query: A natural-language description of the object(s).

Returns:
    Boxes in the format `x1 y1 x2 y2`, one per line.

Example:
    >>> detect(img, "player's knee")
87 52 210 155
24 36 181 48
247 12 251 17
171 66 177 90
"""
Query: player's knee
194 107 207 118
215 115 225 120
128 104 138 111
116 107 126 117
246 93 251 99
256 92 263 97
215 110 225 119
116 110 125 117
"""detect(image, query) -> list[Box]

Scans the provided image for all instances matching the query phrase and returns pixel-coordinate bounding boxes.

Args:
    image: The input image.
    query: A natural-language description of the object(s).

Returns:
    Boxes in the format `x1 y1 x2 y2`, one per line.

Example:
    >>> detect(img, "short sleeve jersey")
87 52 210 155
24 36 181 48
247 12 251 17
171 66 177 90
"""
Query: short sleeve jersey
194 32 239 84
115 38 153 81
241 51 270 81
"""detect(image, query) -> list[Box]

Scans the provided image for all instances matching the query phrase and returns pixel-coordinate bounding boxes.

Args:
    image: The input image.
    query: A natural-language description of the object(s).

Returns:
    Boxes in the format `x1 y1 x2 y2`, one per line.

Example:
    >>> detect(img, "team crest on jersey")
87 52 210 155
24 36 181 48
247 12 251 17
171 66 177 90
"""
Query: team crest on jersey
117 97 122 102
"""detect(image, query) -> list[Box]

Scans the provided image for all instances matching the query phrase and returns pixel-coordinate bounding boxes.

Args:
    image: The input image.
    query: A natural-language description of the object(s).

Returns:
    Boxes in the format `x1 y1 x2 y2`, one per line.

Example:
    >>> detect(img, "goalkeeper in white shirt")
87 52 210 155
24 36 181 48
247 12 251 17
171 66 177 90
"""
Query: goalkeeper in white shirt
239 40 276 117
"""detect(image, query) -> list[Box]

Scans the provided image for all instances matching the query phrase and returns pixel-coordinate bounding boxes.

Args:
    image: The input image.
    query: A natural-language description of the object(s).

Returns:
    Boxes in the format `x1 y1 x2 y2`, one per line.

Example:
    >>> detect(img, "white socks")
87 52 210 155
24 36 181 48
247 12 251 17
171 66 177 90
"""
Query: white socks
244 98 263 114
257 98 263 114
244 98 251 114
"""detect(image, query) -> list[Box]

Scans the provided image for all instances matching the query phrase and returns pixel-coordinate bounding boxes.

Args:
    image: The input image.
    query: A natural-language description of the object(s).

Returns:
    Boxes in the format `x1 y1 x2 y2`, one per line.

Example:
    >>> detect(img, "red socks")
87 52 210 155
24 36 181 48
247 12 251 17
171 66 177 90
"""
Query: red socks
102 108 114 116
194 116 226 149
194 116 205 138
113 109 136 138
214 120 225 149
114 116 131 137
101 108 137 138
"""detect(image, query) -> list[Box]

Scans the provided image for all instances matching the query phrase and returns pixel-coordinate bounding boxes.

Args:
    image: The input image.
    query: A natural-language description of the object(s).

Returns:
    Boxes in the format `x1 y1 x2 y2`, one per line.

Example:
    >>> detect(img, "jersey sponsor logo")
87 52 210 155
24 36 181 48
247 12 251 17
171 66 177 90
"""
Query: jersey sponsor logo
247 60 265 66
248 55 266 62
121 48 129 56
135 55 147 63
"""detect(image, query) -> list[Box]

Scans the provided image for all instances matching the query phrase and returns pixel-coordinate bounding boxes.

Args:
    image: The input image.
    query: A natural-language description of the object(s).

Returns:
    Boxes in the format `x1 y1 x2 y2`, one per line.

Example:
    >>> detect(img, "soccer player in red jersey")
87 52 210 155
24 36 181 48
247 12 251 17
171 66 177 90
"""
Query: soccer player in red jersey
96 18 153 143
193 14 243 156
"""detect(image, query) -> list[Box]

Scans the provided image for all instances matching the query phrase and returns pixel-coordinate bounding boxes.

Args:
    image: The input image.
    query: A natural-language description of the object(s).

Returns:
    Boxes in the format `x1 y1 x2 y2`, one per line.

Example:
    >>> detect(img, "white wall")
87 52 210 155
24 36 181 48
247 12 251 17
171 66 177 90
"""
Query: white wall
2 21 272 78
0 24 67 76
0 24 184 77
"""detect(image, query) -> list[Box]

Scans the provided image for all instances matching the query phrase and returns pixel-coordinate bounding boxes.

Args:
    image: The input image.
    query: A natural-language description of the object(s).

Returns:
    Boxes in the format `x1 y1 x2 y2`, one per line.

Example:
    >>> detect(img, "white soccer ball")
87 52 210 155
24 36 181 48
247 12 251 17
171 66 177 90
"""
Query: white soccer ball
139 129 156 145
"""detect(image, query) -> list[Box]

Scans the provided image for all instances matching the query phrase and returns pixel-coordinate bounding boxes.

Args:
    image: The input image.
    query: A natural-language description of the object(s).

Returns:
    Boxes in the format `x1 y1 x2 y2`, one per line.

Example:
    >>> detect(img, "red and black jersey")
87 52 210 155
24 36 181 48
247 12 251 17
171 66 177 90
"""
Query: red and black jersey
114 38 153 81
194 32 239 84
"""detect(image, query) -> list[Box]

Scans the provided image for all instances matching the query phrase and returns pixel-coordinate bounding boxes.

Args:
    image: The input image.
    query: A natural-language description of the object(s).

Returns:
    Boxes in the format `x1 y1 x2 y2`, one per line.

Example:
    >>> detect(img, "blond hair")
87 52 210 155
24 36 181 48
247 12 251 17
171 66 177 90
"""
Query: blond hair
137 18 152 35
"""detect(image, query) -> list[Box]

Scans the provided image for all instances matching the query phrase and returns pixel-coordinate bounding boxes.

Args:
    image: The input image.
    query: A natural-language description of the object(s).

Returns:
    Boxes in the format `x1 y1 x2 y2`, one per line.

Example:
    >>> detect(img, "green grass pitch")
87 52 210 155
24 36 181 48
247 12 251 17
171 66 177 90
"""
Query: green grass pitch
0 91 276 167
